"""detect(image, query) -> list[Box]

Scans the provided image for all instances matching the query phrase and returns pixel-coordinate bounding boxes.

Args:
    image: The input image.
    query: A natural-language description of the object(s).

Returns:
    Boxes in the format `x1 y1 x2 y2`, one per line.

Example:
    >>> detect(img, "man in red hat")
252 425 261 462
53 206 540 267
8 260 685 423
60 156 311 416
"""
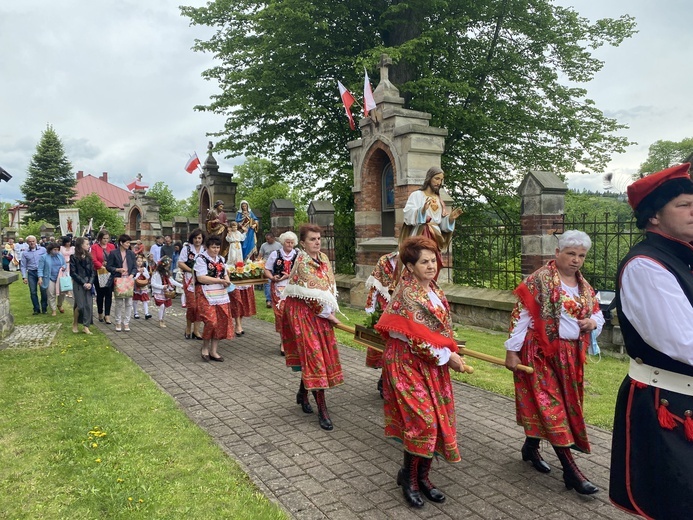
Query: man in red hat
610 162 693 519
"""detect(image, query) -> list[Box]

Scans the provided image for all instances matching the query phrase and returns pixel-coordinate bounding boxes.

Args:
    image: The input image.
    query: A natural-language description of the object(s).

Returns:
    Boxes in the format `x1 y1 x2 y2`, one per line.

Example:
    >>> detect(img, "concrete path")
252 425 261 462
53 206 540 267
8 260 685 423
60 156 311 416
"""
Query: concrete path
96 306 631 520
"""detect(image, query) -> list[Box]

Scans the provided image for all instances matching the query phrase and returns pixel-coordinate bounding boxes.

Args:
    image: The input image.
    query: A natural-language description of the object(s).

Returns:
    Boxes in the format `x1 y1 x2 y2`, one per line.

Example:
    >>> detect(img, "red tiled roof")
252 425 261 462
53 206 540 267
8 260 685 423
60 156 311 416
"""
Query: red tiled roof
75 174 131 209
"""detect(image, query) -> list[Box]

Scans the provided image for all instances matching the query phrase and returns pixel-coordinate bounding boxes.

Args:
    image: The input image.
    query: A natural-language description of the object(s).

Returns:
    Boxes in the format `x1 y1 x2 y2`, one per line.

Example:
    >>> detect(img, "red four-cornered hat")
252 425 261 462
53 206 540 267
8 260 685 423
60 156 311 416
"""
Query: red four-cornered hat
627 163 692 210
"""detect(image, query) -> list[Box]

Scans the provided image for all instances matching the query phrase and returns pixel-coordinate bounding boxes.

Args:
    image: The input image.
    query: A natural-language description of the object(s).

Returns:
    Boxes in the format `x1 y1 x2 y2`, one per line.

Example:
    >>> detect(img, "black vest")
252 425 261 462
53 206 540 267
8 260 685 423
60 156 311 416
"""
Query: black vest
615 232 693 377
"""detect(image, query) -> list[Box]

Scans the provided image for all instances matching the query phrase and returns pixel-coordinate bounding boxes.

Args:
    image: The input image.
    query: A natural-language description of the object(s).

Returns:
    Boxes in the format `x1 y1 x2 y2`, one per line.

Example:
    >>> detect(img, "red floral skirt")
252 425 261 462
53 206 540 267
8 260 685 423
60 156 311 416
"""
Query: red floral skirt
513 329 590 452
185 287 201 323
229 286 256 318
382 336 460 462
281 297 343 390
270 282 284 333
133 291 149 302
365 347 383 369
195 285 234 340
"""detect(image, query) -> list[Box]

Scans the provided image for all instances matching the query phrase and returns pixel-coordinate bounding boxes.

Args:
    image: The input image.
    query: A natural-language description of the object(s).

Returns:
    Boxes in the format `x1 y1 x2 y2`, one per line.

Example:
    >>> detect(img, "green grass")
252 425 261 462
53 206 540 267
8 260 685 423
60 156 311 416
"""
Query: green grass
255 291 628 430
0 282 287 520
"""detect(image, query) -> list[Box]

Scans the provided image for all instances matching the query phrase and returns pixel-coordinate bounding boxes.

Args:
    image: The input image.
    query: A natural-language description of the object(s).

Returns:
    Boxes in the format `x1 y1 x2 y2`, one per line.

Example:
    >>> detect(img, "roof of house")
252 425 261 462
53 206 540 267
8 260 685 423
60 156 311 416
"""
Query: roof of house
75 173 131 210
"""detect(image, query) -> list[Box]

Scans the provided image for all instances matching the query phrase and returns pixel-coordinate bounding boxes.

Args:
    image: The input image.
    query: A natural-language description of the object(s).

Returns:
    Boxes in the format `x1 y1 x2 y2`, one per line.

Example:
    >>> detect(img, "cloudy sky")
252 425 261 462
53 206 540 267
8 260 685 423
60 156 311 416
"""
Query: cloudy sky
1 0 692 206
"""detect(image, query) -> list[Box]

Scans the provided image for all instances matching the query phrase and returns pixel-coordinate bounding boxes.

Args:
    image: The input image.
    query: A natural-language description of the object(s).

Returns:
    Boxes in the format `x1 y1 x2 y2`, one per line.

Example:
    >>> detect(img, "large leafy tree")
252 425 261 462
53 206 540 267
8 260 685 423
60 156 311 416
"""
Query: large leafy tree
21 125 76 225
638 137 693 175
73 194 125 237
181 0 636 214
146 182 186 222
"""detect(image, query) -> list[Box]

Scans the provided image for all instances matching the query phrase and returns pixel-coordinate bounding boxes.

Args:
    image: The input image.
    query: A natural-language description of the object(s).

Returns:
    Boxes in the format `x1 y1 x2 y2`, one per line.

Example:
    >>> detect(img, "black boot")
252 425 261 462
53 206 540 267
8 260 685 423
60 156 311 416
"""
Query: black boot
521 437 551 473
417 457 445 503
396 452 424 508
311 390 333 431
554 447 599 495
377 375 383 399
296 380 313 414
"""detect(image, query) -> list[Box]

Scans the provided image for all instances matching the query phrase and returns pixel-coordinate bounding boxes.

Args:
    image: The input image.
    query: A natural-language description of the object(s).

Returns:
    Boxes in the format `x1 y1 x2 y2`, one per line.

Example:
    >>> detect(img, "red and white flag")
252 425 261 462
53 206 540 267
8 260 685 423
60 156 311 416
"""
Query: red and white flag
363 69 376 117
337 81 356 130
126 179 149 191
185 152 201 174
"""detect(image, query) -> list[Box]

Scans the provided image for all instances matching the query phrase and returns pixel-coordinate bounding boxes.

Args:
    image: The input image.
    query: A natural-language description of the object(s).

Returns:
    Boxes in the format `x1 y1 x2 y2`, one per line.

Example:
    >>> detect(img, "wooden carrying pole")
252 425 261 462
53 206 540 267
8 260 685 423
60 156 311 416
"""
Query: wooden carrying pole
332 322 533 374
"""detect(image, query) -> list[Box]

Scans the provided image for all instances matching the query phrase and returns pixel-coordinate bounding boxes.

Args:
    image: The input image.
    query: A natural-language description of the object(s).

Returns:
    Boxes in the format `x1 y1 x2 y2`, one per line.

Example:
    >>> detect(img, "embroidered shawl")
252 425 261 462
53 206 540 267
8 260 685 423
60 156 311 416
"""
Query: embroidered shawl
281 250 338 311
365 251 399 311
512 259 598 356
375 271 458 352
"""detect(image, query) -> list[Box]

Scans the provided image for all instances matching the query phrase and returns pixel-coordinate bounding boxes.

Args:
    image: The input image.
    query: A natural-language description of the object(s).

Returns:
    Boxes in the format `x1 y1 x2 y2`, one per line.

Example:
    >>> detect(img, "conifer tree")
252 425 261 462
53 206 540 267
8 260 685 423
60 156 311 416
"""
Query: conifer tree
21 125 76 225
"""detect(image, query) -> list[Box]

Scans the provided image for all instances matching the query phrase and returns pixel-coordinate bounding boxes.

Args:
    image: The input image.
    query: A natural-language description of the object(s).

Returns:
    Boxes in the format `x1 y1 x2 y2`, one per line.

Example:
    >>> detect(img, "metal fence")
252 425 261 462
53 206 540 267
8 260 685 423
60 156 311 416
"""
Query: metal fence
558 213 643 291
450 221 522 290
322 213 644 290
321 225 357 275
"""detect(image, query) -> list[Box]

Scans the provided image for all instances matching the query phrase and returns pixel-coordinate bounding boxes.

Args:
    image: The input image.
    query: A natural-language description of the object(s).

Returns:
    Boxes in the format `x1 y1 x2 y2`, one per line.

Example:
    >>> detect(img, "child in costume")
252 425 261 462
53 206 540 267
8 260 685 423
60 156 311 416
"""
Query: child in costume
132 254 152 320
225 221 246 267
151 256 182 328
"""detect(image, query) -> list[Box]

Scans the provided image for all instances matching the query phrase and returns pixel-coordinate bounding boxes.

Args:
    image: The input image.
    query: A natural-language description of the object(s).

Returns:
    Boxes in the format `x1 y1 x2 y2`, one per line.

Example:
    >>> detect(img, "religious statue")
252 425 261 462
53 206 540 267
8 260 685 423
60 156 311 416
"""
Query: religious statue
400 166 462 276
235 200 259 260
206 200 231 259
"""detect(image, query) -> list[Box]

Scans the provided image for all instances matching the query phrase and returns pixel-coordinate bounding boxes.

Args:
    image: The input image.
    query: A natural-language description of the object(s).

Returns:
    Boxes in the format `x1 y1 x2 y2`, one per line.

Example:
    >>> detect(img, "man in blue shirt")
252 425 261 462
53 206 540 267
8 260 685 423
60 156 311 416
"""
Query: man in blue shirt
20 235 48 314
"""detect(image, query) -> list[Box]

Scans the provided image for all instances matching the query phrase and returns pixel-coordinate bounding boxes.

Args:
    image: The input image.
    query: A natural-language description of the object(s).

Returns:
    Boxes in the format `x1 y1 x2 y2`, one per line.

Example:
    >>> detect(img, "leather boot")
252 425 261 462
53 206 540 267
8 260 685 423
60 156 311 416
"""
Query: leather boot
554 446 599 495
417 457 445 503
296 380 313 414
377 375 383 399
311 390 333 430
396 452 424 508
521 437 551 473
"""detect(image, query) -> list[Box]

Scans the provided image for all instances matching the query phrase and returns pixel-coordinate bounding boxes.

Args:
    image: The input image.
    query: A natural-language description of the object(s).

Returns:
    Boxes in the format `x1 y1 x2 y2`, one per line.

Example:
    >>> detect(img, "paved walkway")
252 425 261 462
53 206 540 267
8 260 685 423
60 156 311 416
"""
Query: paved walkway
95 306 632 520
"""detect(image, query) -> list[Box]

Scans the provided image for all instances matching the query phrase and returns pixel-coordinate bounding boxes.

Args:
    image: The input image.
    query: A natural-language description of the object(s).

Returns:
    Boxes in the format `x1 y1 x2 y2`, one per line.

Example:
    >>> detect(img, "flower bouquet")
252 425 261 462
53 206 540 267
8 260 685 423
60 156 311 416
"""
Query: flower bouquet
227 259 266 285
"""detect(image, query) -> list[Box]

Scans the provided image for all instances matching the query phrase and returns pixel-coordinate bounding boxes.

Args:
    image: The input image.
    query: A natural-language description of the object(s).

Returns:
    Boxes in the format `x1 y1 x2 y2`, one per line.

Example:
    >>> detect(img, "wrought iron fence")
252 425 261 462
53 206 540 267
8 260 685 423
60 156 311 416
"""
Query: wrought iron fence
450 221 523 290
321 225 356 275
557 214 643 291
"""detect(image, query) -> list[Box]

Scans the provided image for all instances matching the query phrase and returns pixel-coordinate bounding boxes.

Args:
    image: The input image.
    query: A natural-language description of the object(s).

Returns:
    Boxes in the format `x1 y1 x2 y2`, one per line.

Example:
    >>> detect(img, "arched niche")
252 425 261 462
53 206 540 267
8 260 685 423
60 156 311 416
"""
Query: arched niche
127 206 142 240
199 188 211 228
359 141 397 238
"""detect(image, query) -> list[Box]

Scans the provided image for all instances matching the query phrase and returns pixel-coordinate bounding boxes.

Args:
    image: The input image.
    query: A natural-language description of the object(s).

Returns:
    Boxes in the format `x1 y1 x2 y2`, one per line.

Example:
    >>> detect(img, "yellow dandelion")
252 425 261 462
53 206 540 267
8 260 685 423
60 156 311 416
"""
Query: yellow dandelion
128 497 133 502
117 478 124 483
138 499 144 503
92 443 98 448
95 458 101 463
76 399 82 403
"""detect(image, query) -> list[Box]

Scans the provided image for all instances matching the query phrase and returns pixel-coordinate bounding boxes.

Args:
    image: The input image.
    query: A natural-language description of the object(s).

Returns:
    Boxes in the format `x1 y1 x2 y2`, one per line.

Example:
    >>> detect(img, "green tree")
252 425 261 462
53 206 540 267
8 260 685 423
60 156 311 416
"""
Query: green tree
181 1 636 207
233 157 308 231
17 219 51 240
0 202 10 229
146 182 185 222
181 190 201 220
73 194 125 237
638 137 693 175
21 125 76 225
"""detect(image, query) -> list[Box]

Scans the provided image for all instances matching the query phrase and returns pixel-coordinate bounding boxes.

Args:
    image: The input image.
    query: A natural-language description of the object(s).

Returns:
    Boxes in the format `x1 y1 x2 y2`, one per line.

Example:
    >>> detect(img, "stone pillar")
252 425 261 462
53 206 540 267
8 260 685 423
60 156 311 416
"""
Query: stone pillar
197 143 237 228
269 199 295 236
519 171 568 276
0 271 19 340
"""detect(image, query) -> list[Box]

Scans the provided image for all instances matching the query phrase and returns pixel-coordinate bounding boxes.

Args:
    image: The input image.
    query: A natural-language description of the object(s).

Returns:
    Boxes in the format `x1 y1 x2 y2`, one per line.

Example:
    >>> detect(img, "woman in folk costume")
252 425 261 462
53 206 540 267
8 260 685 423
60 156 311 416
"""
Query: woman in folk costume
235 200 259 260
505 230 604 495
375 236 466 509
364 250 399 397
225 221 246 266
178 228 205 340
262 230 298 356
151 256 183 329
194 236 234 362
281 224 342 431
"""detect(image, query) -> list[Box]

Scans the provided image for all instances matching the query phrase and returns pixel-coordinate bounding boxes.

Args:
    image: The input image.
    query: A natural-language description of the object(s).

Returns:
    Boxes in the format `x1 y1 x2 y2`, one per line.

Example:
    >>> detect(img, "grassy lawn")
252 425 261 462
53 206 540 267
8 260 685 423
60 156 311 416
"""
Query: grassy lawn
0 281 287 520
254 290 628 430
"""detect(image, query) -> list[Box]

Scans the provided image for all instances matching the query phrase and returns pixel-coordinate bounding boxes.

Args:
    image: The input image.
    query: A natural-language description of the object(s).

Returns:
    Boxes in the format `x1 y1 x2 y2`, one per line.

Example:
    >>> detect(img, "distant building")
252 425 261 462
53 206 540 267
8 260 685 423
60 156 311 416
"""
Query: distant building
75 171 131 210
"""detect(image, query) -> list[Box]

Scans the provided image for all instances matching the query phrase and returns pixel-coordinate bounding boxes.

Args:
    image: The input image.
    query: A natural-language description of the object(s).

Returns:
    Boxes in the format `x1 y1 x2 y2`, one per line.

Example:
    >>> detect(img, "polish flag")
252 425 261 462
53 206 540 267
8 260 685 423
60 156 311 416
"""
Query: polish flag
363 69 376 117
185 152 201 174
337 81 356 130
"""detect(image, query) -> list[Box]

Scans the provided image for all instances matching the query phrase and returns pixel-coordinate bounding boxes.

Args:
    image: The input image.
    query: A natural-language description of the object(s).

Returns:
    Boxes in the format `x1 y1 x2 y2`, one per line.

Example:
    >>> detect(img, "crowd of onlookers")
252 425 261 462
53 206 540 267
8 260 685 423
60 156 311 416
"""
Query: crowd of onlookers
1 230 274 341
